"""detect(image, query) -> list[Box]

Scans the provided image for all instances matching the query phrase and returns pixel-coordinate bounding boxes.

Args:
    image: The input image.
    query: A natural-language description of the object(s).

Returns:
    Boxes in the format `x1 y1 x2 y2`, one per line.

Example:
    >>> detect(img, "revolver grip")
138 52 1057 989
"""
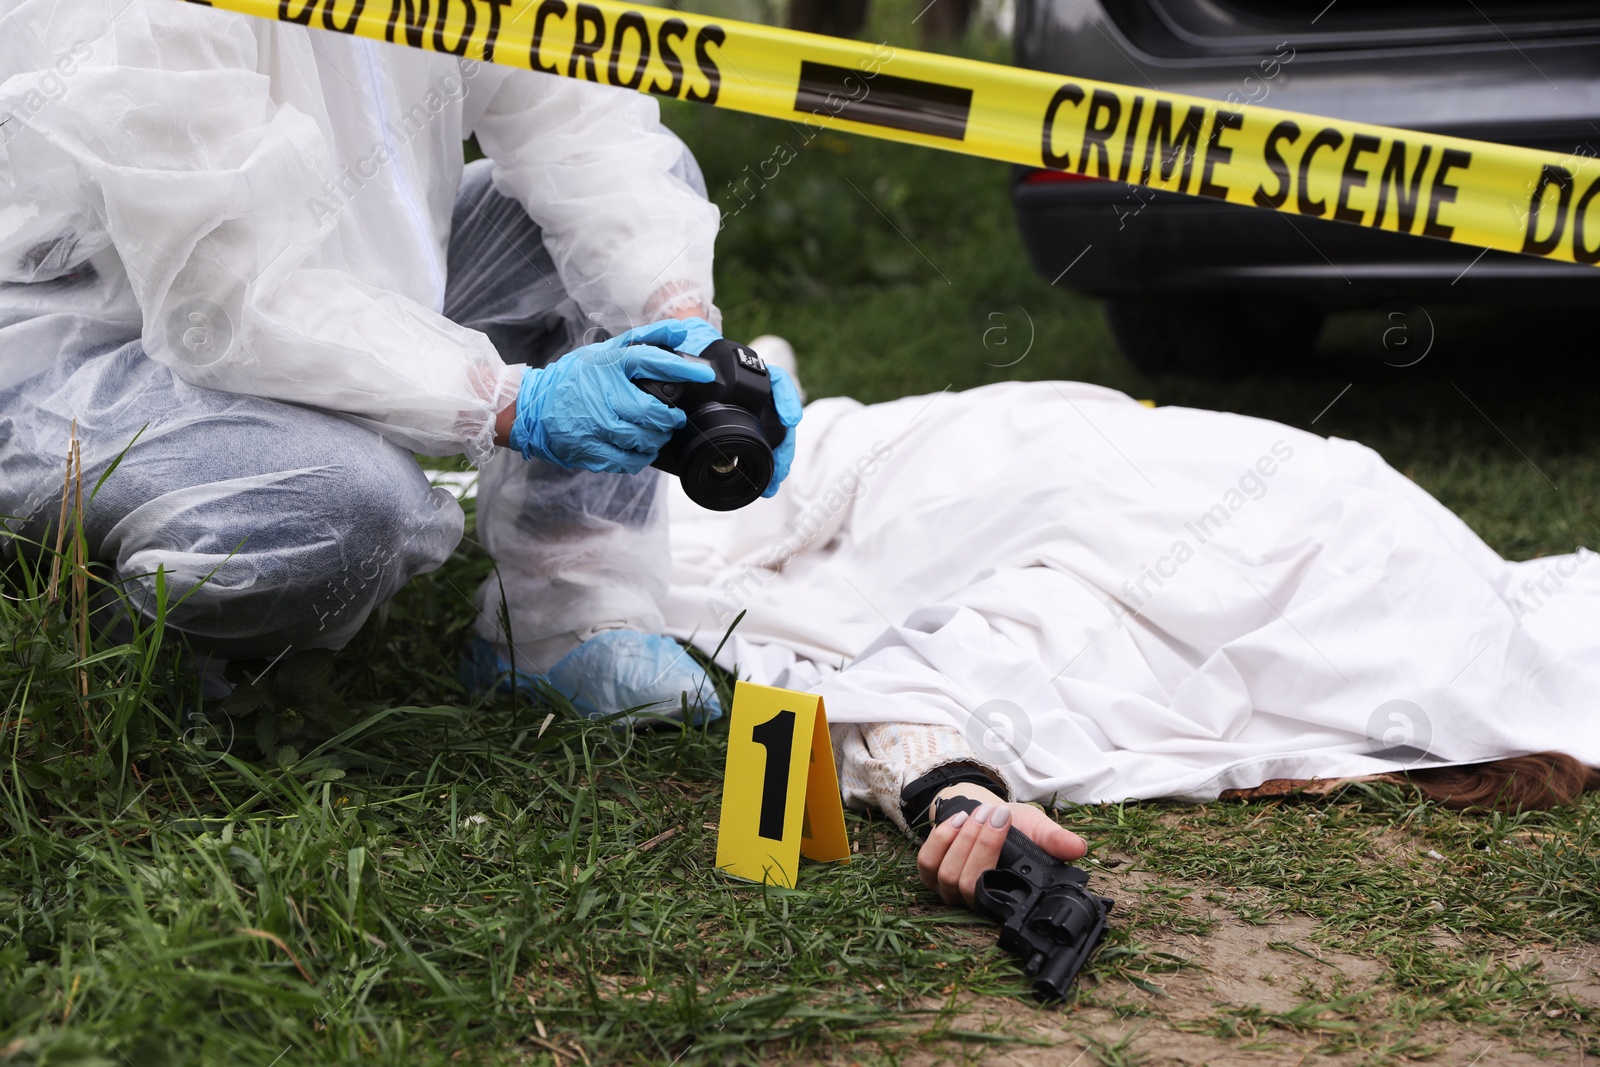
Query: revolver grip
931 795 1061 877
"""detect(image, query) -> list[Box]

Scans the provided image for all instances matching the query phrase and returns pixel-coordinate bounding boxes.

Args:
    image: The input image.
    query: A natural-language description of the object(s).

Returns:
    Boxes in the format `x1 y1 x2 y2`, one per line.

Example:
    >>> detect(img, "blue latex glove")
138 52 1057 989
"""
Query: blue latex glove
763 364 803 499
509 320 715 474
673 318 803 499
675 316 724 357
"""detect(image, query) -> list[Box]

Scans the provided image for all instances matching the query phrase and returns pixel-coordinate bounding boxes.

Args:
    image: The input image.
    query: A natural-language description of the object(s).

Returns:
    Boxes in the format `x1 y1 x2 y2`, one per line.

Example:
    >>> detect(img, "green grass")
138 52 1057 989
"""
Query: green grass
5 5 1600 1063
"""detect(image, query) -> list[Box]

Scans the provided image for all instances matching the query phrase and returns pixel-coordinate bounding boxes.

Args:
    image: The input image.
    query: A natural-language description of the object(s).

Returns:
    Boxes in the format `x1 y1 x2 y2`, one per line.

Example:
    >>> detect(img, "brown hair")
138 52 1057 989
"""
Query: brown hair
1404 753 1600 813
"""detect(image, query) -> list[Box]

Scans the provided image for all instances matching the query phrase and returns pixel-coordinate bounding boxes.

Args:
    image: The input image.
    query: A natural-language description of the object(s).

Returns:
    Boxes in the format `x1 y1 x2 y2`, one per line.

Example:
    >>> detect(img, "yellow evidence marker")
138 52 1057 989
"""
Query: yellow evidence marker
714 681 850 886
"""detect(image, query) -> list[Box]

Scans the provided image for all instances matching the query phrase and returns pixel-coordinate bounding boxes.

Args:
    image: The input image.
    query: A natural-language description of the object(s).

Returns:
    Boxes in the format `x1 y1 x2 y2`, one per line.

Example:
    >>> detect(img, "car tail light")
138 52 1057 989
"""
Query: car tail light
1023 169 1105 184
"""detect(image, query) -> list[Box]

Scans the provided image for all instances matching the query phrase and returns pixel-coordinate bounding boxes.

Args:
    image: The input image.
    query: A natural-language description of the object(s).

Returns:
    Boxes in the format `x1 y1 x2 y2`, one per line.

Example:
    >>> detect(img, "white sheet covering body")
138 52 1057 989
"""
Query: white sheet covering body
0 0 718 461
661 381 1600 814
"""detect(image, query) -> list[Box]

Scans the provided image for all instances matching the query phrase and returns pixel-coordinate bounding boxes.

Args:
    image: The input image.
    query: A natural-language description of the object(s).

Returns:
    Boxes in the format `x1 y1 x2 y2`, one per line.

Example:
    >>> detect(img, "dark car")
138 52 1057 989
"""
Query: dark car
1009 0 1600 378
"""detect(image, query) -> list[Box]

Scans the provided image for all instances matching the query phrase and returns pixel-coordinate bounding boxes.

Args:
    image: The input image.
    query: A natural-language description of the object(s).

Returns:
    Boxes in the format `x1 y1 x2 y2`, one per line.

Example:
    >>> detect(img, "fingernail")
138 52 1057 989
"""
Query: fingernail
989 806 1011 829
971 804 993 825
948 812 970 829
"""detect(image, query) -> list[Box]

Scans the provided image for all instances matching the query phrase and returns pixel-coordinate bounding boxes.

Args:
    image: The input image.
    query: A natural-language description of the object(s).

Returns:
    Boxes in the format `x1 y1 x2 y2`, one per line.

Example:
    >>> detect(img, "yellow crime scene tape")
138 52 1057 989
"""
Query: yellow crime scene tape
186 0 1600 267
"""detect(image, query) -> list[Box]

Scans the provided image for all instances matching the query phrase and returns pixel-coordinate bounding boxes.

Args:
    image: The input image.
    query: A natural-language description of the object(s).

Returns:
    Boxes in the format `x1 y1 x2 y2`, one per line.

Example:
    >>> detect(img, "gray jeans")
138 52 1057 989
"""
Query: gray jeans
0 154 706 661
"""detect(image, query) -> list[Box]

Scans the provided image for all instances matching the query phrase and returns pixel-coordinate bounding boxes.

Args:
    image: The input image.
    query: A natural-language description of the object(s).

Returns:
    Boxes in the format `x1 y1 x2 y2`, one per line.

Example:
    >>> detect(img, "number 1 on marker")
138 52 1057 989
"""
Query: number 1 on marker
750 708 796 840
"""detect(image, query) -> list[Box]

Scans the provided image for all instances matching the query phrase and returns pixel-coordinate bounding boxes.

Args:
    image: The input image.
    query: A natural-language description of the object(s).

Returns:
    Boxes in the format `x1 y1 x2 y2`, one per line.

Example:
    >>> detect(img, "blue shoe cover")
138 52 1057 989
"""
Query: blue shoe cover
547 630 723 725
462 635 545 701
463 633 722 725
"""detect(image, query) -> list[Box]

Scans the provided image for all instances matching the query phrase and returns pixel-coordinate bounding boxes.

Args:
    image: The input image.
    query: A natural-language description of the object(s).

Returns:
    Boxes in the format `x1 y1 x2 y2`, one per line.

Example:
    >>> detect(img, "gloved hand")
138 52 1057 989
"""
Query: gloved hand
763 364 803 499
674 315 725 358
509 320 715 474
674 317 803 499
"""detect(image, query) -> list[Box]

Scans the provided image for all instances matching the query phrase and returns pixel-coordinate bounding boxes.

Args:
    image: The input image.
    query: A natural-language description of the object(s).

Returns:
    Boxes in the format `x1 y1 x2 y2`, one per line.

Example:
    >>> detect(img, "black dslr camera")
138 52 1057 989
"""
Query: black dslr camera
634 338 787 512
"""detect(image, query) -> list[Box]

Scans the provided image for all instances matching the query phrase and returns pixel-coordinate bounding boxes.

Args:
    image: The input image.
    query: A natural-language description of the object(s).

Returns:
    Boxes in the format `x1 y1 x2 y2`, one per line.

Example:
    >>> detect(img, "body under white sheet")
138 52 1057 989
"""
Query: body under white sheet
660 380 1600 806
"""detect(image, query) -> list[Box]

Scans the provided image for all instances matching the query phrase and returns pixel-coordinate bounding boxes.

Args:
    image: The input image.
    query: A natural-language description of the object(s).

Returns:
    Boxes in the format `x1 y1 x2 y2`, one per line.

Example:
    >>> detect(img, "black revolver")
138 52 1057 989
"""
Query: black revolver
932 795 1114 1000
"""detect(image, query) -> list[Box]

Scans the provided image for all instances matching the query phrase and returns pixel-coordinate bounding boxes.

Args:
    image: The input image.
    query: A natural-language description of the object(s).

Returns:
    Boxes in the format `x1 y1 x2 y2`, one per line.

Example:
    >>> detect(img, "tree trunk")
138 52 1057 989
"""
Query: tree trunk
917 0 974 43
788 0 869 38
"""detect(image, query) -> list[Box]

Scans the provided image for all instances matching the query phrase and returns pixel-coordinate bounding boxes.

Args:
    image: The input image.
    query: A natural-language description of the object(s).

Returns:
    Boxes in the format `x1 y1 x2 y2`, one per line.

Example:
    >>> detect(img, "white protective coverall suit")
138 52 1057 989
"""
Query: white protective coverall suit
0 1 722 688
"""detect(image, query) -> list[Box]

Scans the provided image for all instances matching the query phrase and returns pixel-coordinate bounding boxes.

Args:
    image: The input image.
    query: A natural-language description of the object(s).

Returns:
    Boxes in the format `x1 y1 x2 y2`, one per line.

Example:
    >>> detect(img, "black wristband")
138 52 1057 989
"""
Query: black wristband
899 764 1005 839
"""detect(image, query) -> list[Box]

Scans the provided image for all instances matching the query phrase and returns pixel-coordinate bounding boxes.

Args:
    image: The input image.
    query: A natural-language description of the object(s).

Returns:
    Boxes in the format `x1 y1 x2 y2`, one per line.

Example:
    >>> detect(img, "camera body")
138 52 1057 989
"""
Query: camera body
634 338 787 512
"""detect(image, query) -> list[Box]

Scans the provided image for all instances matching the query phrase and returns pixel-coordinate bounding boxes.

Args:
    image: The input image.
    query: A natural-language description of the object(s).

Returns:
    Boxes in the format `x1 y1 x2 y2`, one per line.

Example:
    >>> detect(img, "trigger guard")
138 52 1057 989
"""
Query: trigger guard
974 867 1032 924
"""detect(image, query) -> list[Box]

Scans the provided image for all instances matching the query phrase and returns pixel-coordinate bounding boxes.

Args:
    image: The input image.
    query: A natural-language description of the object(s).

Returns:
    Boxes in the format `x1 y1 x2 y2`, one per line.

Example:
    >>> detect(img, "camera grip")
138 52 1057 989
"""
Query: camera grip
633 378 686 405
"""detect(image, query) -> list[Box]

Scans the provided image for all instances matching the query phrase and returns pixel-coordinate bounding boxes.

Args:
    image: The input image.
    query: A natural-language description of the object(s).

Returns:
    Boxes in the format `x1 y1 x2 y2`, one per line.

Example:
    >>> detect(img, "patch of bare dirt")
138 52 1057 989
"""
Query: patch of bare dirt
859 855 1596 1066
1513 941 1600 1011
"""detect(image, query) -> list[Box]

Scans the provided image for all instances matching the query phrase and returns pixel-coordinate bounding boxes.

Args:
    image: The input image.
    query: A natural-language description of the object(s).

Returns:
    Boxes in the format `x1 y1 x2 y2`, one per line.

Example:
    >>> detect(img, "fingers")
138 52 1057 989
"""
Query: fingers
621 345 716 384
673 316 723 357
556 402 678 473
927 803 1010 908
768 365 804 427
953 805 1011 907
761 427 795 498
917 808 970 894
589 357 690 464
607 382 689 436
761 366 801 498
613 318 690 351
590 429 667 467
916 803 1092 912
1012 804 1088 861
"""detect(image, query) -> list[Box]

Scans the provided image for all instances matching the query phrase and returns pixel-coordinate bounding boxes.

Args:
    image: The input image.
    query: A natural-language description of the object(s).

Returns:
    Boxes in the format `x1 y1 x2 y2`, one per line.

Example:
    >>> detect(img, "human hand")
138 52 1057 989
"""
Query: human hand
509 320 715 473
916 783 1088 911
672 315 724 356
665 317 802 499
762 363 802 498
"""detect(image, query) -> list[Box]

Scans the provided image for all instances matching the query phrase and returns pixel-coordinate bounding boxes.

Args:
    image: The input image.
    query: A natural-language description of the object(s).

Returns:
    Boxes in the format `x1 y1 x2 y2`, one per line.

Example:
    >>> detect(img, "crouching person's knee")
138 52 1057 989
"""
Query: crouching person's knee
106 452 463 660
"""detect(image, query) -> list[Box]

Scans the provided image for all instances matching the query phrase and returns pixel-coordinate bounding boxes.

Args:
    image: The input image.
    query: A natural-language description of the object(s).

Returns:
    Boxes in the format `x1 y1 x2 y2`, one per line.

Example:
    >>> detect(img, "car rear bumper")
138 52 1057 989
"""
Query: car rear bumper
1013 172 1600 306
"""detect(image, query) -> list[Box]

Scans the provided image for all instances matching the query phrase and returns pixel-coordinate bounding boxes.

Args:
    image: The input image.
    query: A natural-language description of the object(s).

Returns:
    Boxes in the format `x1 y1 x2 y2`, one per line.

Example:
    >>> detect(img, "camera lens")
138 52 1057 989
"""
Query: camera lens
677 405 775 511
